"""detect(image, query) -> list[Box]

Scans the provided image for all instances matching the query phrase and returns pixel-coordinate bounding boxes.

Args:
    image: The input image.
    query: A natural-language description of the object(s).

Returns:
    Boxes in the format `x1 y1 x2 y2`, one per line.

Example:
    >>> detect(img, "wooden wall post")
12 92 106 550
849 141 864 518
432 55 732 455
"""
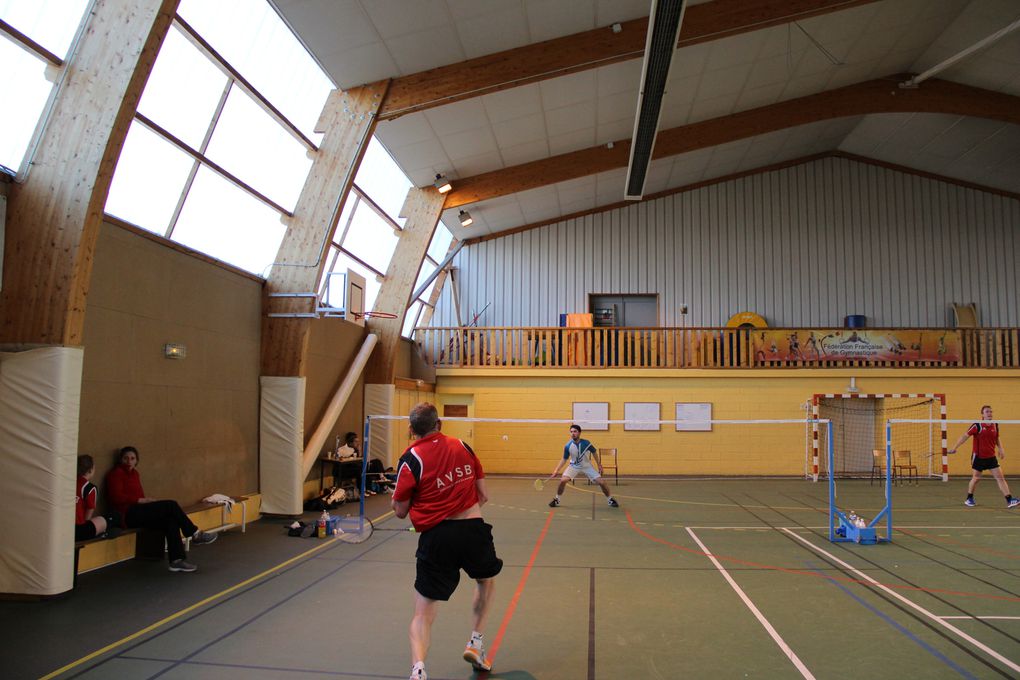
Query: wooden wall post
260 80 389 377
364 188 446 384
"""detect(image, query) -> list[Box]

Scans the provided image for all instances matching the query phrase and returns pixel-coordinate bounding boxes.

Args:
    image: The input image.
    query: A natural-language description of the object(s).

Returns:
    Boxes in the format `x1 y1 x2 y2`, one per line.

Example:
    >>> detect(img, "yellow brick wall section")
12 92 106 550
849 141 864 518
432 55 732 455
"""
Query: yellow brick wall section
435 369 1020 477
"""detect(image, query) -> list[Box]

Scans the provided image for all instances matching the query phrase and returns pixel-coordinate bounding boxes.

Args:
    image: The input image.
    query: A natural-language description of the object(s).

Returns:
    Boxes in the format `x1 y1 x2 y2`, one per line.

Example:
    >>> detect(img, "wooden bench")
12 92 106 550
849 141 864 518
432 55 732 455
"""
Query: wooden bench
75 495 256 579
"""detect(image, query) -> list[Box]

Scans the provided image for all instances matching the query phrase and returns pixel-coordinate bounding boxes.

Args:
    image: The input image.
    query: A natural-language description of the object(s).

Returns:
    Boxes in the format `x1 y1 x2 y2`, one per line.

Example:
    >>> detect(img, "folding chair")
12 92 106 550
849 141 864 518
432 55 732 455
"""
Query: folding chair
596 448 618 485
894 450 918 485
870 449 894 486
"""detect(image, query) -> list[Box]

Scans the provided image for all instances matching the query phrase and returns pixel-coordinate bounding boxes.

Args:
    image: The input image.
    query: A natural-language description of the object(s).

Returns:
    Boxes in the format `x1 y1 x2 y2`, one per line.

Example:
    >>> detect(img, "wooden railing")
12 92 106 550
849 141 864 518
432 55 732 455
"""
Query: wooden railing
412 327 1020 369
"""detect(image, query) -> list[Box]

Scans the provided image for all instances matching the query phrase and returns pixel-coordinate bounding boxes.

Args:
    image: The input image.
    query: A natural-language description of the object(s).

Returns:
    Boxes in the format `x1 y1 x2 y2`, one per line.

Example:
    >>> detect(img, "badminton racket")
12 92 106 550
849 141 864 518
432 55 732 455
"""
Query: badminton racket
336 516 374 543
534 477 558 491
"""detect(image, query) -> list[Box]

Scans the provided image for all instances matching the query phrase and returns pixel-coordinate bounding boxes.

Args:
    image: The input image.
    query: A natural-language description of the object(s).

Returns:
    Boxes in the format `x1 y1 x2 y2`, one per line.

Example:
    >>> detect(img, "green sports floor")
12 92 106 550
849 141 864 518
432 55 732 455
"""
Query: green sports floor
3 478 1019 679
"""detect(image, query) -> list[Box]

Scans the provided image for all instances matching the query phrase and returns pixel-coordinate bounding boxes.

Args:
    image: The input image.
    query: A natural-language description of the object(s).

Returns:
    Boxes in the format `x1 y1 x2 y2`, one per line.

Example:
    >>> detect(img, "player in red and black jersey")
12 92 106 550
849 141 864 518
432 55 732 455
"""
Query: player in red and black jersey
949 405 1019 508
392 403 502 680
75 455 108 541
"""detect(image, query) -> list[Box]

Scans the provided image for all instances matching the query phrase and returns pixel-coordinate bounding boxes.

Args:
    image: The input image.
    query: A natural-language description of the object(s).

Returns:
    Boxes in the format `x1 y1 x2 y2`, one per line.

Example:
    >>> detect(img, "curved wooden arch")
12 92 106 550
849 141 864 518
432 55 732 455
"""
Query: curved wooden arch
444 77 1020 209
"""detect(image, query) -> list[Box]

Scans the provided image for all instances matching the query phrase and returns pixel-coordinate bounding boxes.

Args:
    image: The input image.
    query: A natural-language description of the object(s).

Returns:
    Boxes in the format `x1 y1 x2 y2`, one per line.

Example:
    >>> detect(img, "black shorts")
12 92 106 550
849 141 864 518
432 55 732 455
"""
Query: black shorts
415 518 502 601
972 455 1000 471
75 521 98 541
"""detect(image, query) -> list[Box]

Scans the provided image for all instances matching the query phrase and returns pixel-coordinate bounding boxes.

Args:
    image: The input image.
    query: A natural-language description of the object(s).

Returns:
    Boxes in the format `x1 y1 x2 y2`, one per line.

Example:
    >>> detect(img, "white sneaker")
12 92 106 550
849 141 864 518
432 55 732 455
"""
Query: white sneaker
464 640 492 671
408 666 427 680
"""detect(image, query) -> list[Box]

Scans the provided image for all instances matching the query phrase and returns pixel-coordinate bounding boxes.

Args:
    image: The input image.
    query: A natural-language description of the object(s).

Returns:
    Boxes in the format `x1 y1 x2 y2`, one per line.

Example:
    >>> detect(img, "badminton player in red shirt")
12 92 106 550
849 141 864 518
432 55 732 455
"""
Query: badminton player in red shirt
392 403 503 680
949 405 1019 508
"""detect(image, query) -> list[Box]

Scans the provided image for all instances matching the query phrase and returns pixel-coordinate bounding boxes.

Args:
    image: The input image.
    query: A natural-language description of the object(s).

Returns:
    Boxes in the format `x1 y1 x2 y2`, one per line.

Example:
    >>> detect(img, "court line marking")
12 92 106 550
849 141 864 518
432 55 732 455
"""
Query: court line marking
625 515 1020 602
560 483 1016 513
488 509 555 664
39 510 397 680
687 528 815 680
940 616 1020 620
810 562 979 680
782 528 1020 675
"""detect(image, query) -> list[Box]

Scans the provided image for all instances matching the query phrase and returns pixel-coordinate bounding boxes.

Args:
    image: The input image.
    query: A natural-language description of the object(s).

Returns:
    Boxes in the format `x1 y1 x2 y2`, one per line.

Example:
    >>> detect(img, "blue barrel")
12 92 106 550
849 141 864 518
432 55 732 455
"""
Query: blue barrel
844 314 866 329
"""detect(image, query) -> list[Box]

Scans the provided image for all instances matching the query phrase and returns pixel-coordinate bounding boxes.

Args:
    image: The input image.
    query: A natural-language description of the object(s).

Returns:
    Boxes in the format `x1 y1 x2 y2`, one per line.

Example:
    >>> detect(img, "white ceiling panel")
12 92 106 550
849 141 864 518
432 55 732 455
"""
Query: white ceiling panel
492 113 547 148
360 0 451 41
440 126 498 161
455 6 531 59
422 97 488 137
386 24 467 75
375 113 435 149
546 102 597 137
539 70 597 111
596 118 633 146
500 138 551 166
481 84 544 124
319 42 398 88
548 127 597 156
273 0 1018 242
525 0 596 43
450 149 503 177
595 0 653 26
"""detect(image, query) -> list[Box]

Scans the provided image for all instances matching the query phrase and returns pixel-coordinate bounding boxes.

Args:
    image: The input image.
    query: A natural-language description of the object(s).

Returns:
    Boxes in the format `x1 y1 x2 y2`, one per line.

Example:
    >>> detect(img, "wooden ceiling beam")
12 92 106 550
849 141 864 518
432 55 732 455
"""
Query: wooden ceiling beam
444 76 1020 208
378 0 882 119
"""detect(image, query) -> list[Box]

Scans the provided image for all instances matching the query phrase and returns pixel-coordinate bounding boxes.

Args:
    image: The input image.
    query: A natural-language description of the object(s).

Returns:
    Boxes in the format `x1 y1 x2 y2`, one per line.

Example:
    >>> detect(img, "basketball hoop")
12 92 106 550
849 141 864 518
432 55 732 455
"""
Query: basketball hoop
348 310 398 321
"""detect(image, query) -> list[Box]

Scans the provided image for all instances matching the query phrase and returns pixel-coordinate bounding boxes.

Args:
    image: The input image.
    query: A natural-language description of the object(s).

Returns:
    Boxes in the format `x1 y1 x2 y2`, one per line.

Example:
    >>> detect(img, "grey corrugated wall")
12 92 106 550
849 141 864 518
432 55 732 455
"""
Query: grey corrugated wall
429 157 1019 328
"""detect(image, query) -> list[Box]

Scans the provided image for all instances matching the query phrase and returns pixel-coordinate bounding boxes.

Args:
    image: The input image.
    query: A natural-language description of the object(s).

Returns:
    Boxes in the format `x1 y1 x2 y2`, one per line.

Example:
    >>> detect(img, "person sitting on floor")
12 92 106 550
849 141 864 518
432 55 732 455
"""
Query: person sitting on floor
75 455 107 541
105 446 217 573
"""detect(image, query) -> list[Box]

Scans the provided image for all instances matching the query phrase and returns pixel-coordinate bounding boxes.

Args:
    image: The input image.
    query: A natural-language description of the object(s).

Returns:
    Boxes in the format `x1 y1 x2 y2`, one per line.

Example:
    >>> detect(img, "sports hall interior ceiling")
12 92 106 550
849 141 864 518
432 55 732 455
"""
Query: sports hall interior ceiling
272 0 1020 240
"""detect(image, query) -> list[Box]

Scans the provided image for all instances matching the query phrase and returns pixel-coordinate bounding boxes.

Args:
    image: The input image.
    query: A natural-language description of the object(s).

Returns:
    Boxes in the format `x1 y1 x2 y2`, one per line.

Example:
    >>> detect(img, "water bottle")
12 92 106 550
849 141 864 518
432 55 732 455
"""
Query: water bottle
318 510 328 538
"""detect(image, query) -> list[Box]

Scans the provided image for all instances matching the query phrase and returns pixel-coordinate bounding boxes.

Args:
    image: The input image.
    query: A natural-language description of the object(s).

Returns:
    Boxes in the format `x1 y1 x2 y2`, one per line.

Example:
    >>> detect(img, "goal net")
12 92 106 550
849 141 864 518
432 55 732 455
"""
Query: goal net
810 393 945 481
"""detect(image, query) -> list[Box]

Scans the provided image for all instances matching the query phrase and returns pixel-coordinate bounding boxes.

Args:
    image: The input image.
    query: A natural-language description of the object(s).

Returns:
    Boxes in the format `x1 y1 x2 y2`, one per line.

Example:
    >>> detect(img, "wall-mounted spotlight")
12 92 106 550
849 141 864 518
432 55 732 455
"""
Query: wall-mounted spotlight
434 174 452 194
458 210 473 227
164 343 187 359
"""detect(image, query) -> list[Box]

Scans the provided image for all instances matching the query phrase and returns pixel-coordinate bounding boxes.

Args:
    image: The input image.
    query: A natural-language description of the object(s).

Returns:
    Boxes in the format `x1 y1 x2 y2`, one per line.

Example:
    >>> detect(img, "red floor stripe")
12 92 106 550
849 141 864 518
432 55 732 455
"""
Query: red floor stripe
487 509 555 664
624 510 1020 603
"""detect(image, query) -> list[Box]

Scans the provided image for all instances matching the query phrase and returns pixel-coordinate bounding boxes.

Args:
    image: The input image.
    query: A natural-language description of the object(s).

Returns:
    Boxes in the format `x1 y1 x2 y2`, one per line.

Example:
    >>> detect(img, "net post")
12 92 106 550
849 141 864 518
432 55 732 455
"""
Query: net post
885 419 893 542
827 419 835 542
360 416 373 531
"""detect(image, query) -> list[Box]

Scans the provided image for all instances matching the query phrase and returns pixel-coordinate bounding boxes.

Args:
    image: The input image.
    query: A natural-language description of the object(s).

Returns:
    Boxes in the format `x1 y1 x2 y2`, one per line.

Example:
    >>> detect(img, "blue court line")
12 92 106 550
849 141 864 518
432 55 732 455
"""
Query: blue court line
808 562 978 680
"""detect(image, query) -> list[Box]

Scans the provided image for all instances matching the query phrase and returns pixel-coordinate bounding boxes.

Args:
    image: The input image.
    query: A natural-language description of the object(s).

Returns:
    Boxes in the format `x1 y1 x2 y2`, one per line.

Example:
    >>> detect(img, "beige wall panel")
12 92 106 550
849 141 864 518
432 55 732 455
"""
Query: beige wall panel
80 222 261 503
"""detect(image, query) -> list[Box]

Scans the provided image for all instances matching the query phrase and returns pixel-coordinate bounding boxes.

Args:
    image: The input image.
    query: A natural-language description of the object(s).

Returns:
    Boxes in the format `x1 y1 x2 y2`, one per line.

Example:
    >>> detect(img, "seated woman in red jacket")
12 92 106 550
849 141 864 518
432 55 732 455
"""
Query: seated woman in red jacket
106 446 217 573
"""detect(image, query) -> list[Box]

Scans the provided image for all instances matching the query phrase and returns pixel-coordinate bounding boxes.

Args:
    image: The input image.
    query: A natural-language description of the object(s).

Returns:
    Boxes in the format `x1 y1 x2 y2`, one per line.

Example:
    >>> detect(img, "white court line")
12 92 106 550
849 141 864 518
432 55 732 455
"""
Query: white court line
688 526 1020 531
940 616 1020 620
781 528 1020 674
686 528 816 680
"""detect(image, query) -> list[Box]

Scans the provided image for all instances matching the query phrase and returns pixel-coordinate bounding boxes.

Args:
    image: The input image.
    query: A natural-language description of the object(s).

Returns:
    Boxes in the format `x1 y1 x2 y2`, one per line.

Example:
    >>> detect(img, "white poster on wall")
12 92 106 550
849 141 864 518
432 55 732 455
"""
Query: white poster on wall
624 402 660 430
572 402 609 430
676 402 712 431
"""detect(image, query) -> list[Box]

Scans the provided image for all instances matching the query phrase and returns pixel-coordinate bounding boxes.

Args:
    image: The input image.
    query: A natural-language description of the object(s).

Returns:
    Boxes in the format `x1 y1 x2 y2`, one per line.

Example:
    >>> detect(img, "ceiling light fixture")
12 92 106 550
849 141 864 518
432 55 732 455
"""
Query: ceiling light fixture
434 174 453 193
458 210 473 227
625 0 687 201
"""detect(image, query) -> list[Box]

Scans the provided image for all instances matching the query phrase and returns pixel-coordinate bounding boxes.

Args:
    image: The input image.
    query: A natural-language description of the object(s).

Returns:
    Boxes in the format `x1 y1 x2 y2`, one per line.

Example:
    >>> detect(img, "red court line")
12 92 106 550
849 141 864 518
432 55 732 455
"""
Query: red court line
487 509 555 664
624 510 1020 603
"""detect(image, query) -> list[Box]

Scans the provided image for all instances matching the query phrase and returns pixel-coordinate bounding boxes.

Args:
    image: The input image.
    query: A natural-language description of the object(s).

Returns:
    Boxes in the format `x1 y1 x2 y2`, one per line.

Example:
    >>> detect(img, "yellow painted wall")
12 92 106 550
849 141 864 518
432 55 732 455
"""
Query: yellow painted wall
435 369 1020 477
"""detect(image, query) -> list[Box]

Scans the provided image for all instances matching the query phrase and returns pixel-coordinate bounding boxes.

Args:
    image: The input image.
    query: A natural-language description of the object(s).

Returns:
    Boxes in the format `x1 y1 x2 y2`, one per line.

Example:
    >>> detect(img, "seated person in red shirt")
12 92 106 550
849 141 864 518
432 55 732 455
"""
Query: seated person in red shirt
105 446 217 573
75 455 107 541
392 403 503 680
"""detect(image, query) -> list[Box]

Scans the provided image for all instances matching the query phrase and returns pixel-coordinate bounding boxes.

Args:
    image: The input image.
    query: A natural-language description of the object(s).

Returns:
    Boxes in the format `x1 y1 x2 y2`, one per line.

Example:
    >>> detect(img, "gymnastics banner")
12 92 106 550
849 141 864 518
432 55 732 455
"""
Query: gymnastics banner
753 330 961 363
